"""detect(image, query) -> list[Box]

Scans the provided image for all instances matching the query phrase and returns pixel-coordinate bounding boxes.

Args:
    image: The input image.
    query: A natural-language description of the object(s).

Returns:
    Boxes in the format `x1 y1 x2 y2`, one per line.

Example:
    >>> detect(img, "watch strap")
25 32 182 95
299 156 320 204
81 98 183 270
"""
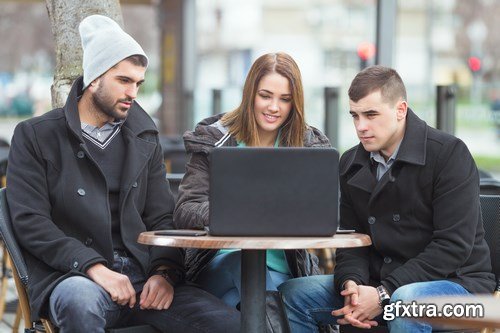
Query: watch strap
152 267 182 287
376 285 390 307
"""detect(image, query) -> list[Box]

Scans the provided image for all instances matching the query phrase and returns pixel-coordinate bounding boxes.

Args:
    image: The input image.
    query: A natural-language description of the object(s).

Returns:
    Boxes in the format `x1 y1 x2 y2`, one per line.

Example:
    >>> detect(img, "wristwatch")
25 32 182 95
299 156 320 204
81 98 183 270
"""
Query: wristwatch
376 285 391 307
152 267 182 287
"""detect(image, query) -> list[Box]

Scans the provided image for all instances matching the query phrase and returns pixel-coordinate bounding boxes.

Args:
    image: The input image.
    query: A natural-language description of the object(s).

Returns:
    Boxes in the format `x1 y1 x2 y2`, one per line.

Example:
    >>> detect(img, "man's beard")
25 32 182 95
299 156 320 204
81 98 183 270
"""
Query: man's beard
91 85 132 121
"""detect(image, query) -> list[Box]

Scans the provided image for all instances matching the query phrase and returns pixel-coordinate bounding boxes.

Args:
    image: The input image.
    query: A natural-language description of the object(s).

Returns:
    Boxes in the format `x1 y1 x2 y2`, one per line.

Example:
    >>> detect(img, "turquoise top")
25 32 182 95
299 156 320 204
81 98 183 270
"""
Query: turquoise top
236 129 281 148
216 249 290 274
216 130 290 274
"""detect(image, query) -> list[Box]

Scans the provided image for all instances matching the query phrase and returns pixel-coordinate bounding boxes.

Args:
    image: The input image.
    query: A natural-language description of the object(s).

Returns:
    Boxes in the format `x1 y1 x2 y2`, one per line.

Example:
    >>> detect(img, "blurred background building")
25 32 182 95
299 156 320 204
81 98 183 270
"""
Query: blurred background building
1 1 500 330
0 0 499 176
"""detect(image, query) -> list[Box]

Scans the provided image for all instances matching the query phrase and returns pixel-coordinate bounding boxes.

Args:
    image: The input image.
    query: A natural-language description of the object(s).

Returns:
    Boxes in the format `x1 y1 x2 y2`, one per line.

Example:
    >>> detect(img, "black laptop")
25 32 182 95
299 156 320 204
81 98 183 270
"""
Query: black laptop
208 147 339 236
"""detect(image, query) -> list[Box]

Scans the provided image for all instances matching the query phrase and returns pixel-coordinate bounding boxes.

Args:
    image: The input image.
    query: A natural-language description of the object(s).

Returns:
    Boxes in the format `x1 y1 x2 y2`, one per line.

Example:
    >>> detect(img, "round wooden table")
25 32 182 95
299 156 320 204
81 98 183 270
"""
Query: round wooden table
138 231 371 333
415 294 500 329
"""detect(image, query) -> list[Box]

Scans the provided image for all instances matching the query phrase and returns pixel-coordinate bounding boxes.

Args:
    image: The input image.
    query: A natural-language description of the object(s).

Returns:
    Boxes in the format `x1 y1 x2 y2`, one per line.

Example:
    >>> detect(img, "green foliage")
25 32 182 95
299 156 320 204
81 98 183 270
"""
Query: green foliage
474 155 500 174
141 71 160 95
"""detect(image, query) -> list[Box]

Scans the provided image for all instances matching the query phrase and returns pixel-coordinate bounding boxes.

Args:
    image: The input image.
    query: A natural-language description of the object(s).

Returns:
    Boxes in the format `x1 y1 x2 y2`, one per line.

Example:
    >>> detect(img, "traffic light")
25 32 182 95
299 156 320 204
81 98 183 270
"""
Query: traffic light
467 56 481 73
357 42 376 70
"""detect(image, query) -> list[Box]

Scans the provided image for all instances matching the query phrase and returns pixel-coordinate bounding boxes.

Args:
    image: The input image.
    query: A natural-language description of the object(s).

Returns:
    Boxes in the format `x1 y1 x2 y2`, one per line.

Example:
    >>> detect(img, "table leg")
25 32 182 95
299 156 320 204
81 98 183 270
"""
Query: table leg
241 249 266 333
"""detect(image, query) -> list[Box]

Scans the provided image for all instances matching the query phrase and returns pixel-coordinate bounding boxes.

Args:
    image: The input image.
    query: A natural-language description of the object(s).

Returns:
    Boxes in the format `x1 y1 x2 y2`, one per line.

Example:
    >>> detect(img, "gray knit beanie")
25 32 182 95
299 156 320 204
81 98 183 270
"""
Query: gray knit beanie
79 15 148 88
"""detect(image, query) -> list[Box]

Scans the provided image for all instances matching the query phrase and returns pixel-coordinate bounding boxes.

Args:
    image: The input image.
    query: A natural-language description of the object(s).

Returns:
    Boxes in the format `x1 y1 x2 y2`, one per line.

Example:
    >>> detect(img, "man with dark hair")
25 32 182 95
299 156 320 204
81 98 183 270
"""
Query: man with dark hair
278 65 495 332
6 15 238 333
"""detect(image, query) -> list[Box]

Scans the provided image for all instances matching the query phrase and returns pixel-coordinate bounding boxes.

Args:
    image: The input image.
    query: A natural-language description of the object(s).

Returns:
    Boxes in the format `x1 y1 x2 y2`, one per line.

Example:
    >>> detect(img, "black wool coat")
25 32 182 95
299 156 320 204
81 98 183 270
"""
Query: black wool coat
6 77 183 320
334 109 495 295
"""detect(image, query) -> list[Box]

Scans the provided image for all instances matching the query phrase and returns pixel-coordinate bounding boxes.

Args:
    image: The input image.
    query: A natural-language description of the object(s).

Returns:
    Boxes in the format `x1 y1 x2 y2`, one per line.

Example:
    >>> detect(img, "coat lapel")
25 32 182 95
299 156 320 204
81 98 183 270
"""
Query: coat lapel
118 104 158 207
344 109 428 204
345 144 377 194
347 165 377 194
63 77 86 143
395 109 427 166
369 167 395 206
120 126 155 190
369 109 427 204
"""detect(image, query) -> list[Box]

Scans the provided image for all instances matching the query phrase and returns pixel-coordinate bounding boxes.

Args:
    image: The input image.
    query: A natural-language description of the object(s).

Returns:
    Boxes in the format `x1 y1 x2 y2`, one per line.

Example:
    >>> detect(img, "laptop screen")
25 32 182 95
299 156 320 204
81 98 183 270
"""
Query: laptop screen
209 147 339 237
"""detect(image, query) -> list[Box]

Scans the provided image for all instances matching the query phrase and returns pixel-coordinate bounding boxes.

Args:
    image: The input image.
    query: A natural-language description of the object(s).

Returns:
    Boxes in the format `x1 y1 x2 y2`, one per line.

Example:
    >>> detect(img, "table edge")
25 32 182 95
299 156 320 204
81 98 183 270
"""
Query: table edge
138 231 372 249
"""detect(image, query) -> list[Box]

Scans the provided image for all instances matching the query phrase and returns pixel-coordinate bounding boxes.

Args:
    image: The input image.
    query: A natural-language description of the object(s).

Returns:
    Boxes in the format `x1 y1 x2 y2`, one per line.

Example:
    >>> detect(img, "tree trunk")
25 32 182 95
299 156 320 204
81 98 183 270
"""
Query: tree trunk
45 0 123 108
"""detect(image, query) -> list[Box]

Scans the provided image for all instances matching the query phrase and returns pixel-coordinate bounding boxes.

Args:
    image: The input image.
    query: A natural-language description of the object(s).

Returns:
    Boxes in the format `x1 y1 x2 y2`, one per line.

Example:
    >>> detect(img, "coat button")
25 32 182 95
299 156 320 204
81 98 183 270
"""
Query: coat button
393 214 401 222
132 181 138 188
84 237 93 246
76 151 85 159
72 261 79 268
368 216 376 224
77 188 86 196
384 257 392 264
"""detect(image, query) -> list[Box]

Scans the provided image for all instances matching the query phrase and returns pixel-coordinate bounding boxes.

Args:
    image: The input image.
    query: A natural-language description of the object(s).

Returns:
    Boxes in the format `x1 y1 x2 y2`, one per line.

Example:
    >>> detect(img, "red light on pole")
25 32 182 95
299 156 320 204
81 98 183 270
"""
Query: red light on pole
468 56 481 72
357 42 376 61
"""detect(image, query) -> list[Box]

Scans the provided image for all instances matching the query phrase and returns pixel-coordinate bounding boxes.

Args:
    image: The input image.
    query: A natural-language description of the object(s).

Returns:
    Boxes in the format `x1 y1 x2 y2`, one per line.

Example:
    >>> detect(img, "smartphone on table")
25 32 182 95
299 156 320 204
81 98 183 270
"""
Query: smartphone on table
154 229 207 237
336 229 356 234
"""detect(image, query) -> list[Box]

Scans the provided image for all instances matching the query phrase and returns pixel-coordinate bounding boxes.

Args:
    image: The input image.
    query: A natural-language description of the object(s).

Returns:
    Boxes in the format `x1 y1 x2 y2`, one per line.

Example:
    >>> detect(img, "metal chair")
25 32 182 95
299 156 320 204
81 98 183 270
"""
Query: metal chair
480 178 500 195
0 188 158 333
159 135 188 174
166 173 184 202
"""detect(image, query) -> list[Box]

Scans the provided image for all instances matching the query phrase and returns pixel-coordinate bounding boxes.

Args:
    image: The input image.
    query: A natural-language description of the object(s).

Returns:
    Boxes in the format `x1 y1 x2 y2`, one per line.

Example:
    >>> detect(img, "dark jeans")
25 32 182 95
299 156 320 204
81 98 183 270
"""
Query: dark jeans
49 251 240 333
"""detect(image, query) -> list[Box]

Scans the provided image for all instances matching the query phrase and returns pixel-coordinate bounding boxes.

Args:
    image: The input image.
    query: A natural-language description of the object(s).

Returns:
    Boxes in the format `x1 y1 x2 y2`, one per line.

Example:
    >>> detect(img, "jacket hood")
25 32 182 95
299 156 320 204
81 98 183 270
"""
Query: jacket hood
183 113 331 154
182 114 229 154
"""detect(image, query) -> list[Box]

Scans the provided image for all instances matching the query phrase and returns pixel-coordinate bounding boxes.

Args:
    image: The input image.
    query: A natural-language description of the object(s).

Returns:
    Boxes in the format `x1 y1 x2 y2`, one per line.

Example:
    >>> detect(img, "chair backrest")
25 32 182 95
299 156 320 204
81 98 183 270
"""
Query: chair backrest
480 194 500 288
480 177 500 195
166 173 184 202
0 188 28 286
159 135 187 174
0 187 35 329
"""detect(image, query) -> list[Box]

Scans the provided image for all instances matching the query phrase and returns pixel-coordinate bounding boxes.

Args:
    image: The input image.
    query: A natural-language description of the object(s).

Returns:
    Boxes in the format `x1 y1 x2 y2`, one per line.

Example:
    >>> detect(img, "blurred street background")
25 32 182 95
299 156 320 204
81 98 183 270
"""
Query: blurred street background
1 0 500 331
1 1 500 161
1 1 499 175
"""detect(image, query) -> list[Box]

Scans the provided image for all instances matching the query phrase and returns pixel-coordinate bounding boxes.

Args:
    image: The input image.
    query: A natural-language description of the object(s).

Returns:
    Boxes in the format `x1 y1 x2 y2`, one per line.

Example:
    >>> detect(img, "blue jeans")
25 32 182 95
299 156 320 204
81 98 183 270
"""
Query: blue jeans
278 275 343 333
49 251 240 333
278 275 471 333
195 250 292 308
387 280 471 332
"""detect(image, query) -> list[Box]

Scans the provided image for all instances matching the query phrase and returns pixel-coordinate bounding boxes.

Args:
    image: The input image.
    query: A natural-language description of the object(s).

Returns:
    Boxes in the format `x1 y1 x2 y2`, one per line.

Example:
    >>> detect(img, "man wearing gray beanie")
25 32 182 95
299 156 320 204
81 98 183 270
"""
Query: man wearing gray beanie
7 14 239 333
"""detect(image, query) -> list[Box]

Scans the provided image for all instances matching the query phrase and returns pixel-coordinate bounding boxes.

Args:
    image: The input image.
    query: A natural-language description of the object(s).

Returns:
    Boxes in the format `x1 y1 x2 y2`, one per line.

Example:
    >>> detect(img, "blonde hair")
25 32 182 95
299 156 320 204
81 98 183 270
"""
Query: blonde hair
221 52 306 147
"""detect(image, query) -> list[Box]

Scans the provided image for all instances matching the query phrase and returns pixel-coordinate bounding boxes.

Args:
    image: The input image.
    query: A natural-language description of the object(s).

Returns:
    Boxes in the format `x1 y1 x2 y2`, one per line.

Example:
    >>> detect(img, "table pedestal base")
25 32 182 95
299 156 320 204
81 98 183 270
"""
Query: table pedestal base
241 250 266 333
